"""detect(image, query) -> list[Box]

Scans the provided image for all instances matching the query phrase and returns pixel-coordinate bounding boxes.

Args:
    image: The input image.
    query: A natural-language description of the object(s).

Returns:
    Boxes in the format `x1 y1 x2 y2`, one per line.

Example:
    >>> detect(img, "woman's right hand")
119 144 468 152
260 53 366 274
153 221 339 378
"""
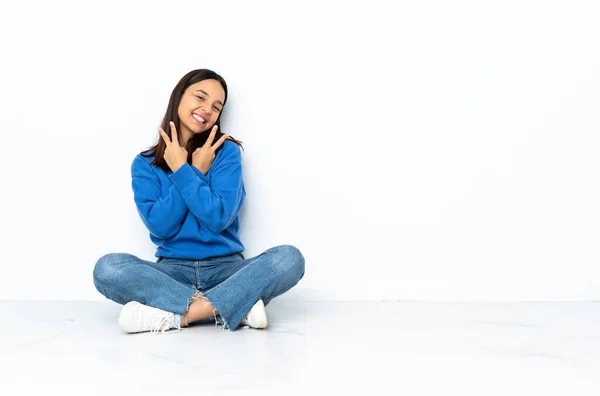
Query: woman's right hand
192 125 229 175
159 121 188 173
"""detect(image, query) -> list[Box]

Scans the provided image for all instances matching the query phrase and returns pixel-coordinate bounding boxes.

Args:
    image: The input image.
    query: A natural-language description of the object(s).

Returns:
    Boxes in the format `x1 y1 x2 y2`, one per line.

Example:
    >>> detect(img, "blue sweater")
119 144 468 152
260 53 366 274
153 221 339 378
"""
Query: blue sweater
131 140 246 260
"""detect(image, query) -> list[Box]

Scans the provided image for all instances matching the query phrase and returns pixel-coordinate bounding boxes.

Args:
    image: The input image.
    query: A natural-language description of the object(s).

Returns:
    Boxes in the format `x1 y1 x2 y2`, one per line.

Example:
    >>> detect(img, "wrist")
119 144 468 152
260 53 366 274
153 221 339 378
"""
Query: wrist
172 161 186 173
192 164 208 175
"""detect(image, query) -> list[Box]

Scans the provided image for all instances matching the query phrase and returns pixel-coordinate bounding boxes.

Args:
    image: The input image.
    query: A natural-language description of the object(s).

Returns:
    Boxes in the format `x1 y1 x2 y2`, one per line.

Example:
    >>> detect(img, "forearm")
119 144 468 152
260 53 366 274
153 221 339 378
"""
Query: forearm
169 162 244 233
134 185 189 239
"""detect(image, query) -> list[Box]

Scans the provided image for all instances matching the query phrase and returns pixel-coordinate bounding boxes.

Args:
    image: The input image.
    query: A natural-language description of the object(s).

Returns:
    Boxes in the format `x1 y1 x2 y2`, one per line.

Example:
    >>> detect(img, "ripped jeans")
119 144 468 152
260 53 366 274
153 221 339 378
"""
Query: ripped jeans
93 245 305 331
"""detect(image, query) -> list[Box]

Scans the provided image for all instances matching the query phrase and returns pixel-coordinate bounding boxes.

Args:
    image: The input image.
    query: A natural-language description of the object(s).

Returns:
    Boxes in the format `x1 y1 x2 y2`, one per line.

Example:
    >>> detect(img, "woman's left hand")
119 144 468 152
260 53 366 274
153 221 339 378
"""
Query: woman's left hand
159 121 188 173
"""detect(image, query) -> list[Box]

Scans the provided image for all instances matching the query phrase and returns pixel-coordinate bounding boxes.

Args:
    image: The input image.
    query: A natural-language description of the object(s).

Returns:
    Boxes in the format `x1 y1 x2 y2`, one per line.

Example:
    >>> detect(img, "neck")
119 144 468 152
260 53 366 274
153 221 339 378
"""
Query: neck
180 126 192 147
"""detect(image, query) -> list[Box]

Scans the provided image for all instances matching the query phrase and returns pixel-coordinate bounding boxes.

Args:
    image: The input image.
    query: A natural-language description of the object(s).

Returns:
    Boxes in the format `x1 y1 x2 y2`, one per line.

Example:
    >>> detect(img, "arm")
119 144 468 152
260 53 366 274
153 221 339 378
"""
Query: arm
168 142 245 233
131 155 188 239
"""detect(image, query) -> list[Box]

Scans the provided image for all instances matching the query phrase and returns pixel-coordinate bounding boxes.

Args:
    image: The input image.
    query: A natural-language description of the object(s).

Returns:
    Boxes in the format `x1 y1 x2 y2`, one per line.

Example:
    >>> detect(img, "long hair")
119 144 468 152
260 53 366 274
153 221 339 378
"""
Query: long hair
141 69 244 171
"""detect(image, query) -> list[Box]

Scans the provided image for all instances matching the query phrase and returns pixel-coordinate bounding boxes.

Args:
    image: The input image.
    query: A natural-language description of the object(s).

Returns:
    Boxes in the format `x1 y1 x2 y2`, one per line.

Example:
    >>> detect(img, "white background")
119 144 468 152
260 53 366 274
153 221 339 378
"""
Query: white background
0 0 598 301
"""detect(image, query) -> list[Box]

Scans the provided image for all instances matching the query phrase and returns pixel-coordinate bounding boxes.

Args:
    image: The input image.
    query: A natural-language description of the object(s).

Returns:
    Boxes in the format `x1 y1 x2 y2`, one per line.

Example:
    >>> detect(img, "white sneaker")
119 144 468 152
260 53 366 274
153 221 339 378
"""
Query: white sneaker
118 301 181 334
240 299 268 329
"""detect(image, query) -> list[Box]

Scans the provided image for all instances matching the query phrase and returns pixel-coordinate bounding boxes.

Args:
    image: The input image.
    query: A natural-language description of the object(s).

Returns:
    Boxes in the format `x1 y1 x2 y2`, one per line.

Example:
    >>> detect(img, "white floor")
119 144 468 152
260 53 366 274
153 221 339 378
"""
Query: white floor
2 300 600 395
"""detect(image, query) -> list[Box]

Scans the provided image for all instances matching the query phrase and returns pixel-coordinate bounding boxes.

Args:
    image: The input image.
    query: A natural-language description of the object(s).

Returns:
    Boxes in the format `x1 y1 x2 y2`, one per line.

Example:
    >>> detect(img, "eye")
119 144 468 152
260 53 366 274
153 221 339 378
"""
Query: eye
213 106 221 112
196 96 204 101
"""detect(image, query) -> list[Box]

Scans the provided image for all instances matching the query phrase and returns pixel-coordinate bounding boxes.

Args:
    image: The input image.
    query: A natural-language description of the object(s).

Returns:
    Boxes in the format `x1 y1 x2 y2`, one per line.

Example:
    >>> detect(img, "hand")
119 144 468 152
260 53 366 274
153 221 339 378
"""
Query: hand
159 121 188 173
192 125 229 175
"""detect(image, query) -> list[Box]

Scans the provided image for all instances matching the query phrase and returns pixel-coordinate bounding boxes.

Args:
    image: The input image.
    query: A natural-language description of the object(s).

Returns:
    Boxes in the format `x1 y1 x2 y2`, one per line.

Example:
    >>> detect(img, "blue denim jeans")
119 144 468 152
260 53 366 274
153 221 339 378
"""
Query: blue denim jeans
93 245 305 331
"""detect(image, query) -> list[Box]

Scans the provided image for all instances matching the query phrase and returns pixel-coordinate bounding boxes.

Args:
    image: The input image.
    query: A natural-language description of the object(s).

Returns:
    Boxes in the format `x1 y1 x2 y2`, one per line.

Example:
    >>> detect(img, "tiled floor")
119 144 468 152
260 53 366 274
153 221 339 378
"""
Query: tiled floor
2 299 600 395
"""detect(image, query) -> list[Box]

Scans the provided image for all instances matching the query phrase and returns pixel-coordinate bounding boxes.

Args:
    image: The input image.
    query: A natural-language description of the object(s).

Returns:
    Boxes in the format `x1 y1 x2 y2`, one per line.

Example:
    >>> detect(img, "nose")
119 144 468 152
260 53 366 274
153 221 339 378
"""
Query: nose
201 106 212 117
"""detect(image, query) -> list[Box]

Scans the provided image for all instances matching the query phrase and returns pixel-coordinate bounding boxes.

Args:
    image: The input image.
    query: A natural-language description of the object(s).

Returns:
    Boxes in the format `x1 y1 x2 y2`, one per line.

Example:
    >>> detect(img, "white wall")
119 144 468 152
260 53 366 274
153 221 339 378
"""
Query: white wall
0 0 598 301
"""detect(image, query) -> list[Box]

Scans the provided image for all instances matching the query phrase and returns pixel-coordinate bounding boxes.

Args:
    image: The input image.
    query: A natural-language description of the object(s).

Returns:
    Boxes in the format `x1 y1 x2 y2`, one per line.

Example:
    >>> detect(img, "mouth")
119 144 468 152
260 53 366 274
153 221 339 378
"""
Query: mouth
192 113 206 125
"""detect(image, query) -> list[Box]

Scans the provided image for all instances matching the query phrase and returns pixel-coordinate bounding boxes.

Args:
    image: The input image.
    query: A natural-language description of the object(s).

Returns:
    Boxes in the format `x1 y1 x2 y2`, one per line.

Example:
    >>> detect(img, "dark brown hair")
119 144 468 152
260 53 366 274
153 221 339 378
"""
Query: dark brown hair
141 69 244 171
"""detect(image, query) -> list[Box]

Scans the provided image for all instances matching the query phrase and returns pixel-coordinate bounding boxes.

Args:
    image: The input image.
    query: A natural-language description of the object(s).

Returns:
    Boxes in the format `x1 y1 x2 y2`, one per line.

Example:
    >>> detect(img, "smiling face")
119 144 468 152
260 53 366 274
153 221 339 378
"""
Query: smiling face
177 79 226 145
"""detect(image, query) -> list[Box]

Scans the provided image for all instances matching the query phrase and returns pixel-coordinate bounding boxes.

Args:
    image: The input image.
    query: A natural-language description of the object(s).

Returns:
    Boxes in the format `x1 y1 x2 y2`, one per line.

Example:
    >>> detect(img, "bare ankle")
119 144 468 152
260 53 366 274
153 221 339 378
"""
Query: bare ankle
183 294 218 325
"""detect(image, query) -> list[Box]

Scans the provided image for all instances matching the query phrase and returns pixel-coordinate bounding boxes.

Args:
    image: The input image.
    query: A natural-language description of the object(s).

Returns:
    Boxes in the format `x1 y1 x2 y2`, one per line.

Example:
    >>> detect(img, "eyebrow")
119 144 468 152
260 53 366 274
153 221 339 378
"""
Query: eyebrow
195 89 224 107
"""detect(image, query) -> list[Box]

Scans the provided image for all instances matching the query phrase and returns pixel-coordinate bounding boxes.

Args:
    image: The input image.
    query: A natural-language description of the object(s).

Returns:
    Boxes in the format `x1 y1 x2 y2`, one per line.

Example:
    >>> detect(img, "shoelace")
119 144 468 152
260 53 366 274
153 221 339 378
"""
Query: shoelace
150 315 181 335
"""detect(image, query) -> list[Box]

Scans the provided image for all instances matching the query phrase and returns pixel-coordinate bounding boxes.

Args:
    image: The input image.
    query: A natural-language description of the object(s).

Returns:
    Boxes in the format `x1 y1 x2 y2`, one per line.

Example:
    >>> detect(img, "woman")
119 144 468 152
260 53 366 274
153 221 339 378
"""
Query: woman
93 69 305 334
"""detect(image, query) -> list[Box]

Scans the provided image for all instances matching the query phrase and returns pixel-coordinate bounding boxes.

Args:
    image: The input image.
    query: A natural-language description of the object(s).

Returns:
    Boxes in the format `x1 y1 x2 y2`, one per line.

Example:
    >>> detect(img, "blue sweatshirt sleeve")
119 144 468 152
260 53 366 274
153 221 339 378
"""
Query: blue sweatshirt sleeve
131 155 188 239
168 142 245 233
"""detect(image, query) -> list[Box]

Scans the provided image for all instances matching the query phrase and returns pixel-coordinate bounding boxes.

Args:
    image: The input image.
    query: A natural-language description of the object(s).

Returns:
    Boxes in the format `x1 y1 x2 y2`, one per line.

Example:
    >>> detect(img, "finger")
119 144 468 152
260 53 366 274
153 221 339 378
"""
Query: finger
169 121 179 145
159 128 171 145
204 125 218 147
212 133 230 150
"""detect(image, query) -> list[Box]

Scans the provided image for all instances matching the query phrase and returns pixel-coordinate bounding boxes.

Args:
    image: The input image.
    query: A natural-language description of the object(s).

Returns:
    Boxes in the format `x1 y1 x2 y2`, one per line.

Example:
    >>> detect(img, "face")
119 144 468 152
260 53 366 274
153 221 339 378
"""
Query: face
177 79 225 139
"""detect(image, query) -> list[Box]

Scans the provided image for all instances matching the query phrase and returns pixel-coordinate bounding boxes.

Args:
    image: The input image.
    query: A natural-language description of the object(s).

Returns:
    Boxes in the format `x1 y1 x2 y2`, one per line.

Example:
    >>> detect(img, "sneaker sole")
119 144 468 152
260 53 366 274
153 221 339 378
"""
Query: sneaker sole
118 301 142 333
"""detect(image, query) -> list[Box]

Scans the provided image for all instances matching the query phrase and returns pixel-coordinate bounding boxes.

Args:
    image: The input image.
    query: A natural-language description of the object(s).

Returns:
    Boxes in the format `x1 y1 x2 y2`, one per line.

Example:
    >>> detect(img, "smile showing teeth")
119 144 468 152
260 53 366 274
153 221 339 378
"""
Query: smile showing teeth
192 114 205 123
